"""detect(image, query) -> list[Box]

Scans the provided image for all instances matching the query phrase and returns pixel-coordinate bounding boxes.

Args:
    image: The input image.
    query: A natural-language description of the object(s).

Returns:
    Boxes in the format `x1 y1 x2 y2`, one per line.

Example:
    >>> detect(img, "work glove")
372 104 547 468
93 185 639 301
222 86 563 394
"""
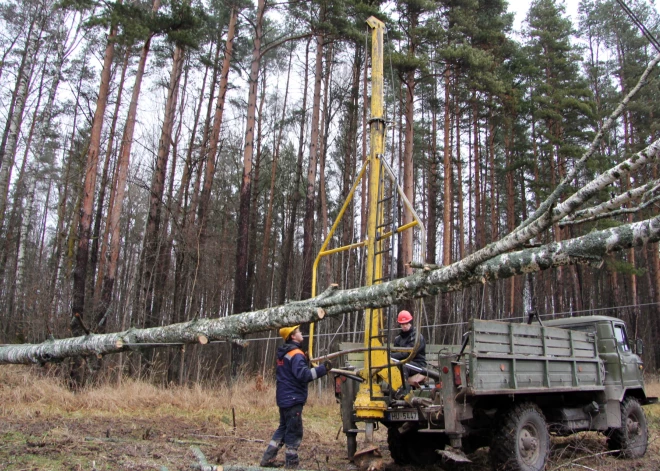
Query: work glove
323 360 333 371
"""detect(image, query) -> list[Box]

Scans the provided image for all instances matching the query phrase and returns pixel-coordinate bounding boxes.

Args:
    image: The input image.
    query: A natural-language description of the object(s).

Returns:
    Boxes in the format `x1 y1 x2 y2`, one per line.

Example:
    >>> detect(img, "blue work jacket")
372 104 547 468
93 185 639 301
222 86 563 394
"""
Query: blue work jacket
275 342 327 408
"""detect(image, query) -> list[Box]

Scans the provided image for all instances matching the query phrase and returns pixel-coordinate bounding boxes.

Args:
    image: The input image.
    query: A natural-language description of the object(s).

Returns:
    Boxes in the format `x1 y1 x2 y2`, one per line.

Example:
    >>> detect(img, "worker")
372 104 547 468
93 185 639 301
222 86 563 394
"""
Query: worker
260 325 332 468
391 310 427 387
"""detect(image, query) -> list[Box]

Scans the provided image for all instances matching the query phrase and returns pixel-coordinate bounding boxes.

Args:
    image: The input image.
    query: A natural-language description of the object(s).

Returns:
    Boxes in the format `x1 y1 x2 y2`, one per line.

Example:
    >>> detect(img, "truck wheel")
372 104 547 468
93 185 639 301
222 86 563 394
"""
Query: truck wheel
490 403 550 471
340 378 358 459
387 425 445 466
607 397 648 459
387 425 413 465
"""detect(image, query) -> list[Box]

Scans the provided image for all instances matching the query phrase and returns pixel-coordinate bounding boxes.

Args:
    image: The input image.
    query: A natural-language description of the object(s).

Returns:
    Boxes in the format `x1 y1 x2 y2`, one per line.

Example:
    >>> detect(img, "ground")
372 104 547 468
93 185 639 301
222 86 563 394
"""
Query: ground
0 366 658 470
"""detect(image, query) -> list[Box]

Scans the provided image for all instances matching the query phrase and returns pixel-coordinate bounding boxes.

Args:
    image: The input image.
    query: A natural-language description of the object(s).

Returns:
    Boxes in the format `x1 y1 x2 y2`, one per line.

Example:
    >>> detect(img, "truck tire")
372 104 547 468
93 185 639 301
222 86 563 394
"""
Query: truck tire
490 403 550 471
387 425 445 466
339 378 358 459
607 397 648 459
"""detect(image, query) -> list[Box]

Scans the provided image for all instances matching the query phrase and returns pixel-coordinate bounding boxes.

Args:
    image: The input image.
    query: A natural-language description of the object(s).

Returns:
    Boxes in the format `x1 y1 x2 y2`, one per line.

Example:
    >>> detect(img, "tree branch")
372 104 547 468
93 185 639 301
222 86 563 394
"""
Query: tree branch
560 179 660 225
517 52 660 231
1 216 659 365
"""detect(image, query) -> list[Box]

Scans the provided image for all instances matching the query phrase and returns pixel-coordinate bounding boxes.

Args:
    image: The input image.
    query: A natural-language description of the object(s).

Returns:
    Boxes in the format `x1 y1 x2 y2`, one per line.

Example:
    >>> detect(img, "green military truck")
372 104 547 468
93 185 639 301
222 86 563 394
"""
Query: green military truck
337 315 656 471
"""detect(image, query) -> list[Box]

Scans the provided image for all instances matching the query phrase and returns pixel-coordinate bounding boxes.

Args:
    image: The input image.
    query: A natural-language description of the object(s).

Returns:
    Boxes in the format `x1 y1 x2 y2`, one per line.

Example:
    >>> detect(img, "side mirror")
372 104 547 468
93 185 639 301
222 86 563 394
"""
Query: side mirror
636 339 644 355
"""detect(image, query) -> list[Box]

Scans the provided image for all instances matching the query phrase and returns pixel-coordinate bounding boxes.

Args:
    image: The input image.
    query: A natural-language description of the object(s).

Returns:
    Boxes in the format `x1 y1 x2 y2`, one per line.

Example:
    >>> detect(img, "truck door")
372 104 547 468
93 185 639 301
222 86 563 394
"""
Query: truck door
613 323 642 390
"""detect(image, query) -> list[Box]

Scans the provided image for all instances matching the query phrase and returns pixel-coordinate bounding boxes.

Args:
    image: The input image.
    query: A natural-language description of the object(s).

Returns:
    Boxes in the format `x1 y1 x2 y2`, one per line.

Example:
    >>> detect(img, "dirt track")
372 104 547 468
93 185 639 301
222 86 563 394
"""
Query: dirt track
0 365 658 471
1 408 659 470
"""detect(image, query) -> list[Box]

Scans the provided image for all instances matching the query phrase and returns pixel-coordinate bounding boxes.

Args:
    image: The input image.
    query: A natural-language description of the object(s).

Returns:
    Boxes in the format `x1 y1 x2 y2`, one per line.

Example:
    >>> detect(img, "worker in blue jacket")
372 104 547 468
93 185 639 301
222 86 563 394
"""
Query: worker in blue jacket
260 325 332 468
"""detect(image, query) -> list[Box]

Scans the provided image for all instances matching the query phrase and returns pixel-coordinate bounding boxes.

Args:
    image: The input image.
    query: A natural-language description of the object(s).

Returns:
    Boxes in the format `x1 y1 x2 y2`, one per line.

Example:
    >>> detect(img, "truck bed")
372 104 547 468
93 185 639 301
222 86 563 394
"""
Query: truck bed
465 319 605 395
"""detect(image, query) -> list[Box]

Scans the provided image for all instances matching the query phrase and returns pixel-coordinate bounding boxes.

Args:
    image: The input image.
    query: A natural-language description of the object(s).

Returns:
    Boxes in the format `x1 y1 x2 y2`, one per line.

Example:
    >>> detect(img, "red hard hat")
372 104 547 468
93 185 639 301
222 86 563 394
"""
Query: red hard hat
397 310 413 324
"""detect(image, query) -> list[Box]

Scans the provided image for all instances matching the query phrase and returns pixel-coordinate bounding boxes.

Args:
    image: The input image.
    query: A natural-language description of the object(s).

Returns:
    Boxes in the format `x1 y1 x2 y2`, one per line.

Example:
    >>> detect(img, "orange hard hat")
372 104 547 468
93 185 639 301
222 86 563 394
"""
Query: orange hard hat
279 325 300 341
397 310 413 324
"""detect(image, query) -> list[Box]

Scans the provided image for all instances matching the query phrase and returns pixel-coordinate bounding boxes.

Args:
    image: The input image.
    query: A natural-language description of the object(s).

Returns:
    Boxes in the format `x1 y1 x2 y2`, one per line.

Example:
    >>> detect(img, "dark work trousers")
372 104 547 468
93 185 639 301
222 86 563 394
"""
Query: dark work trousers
269 403 304 452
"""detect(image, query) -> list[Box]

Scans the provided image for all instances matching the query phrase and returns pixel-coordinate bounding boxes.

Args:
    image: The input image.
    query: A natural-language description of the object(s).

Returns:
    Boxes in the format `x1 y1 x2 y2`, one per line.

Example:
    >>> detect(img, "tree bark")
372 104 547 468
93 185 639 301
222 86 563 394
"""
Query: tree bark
70 15 121 360
255 48 292 309
99 24 158 336
3 215 659 365
301 30 325 300
139 42 185 329
442 66 452 266
278 39 311 305
234 0 265 315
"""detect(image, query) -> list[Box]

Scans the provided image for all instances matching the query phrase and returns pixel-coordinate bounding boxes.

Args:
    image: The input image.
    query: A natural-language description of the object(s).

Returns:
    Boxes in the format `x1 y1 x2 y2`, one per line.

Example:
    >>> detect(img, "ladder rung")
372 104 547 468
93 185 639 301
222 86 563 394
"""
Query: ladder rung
373 276 390 282
377 195 395 204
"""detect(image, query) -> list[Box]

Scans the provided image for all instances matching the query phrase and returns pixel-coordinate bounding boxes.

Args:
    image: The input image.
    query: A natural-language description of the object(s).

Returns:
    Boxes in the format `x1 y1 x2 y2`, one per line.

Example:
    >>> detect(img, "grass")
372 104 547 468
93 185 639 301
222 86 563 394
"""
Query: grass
0 365 659 470
0 365 336 420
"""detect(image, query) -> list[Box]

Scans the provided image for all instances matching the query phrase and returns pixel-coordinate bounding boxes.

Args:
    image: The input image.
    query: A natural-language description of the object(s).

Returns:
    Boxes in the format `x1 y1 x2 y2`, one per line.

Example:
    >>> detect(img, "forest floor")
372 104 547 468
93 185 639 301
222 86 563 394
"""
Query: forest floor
0 365 659 471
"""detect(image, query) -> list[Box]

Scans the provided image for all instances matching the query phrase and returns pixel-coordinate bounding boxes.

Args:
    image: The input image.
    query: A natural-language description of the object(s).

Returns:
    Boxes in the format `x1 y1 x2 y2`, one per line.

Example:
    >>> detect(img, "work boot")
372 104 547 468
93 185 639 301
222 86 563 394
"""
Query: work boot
260 445 282 467
284 450 299 469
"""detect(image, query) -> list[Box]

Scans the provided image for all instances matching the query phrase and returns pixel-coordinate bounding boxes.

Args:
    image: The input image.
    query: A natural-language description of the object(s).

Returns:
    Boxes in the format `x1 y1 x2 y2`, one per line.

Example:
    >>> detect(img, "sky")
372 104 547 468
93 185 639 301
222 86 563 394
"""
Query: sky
511 0 581 31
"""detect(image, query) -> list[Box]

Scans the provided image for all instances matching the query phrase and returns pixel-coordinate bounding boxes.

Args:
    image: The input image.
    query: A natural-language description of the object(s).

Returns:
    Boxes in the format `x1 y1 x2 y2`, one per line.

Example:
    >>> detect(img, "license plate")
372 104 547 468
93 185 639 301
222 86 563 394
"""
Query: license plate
388 410 418 421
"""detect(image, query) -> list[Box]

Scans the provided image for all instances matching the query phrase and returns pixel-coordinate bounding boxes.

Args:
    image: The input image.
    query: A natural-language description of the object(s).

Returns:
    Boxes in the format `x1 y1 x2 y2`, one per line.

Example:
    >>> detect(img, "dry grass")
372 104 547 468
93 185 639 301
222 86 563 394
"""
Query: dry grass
0 365 337 422
1 365 659 470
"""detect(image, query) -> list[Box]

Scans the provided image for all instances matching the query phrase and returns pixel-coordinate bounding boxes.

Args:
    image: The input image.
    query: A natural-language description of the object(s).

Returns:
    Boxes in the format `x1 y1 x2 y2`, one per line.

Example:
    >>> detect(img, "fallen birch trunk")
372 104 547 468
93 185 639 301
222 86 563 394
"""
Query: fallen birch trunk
0 215 658 365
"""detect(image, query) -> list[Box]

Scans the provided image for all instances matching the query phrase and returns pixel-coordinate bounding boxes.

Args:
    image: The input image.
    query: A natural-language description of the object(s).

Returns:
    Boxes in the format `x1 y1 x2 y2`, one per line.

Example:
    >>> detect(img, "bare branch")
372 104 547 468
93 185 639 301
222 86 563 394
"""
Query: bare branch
517 52 660 231
560 179 660 225
561 194 660 226
1 216 659 365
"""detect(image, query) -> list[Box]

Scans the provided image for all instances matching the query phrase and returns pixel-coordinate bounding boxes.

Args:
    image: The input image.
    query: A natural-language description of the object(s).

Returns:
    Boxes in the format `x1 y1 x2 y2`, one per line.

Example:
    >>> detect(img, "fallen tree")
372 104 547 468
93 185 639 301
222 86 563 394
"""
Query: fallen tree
1 213 658 365
1 53 659 367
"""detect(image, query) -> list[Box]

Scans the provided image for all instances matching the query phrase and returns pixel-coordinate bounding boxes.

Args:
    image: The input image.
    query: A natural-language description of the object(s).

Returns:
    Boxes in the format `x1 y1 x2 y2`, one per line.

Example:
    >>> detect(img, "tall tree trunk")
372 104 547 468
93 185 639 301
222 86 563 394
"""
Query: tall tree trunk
278 39 311 305
231 0 265 377
247 69 267 308
301 29 325 301
403 67 415 276
318 42 334 286
472 94 483 250
197 7 238 230
139 42 185 329
99 18 158 339
256 48 292 309
442 66 452 266
94 49 131 305
0 20 41 232
233 0 265 315
427 83 438 264
70 14 122 384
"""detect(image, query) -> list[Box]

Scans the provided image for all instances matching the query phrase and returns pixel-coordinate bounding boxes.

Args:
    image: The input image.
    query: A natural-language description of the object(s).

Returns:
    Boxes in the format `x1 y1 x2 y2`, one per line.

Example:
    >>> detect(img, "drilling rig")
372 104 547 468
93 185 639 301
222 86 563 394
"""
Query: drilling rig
308 15 427 468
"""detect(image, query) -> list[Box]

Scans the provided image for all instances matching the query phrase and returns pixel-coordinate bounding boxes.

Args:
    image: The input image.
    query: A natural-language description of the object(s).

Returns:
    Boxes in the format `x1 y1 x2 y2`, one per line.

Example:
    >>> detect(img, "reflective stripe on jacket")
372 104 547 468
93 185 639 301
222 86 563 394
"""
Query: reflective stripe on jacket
275 342 327 408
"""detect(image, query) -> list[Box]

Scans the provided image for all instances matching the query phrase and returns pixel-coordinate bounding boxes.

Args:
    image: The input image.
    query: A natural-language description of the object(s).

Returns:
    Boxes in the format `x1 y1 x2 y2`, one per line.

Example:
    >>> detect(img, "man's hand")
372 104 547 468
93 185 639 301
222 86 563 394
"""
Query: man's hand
323 360 333 371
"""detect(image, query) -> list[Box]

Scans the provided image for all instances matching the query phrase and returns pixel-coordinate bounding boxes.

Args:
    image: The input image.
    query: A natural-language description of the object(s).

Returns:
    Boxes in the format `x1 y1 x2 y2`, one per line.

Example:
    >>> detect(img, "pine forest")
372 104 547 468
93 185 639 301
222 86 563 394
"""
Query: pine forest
1 0 660 384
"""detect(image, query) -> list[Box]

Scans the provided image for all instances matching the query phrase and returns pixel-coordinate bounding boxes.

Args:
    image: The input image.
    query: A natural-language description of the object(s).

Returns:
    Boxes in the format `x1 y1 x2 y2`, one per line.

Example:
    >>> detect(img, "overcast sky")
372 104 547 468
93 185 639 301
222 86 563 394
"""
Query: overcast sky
511 0 581 31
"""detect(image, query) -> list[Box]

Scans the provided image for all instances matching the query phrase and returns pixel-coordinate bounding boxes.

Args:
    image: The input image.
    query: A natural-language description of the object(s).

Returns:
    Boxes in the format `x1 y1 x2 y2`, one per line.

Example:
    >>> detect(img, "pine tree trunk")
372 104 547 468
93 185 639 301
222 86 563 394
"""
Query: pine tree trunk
278 39 311 305
472 94 483 249
317 42 334 287
140 43 185 329
70 15 122 380
100 21 157 337
442 66 452 266
427 83 438 264
246 70 267 307
234 0 265 316
255 48 292 309
455 87 464 260
94 49 131 305
403 66 415 276
301 30 325 301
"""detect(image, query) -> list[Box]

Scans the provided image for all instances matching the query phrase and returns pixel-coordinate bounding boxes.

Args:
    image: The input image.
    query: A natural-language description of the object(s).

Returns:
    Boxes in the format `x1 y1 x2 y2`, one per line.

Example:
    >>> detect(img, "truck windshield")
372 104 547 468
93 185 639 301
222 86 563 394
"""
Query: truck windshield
614 324 630 352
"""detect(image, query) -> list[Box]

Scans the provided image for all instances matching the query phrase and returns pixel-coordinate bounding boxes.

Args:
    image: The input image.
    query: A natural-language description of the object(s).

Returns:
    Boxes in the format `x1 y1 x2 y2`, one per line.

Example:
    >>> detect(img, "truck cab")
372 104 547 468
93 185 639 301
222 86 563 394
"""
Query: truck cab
545 316 648 403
